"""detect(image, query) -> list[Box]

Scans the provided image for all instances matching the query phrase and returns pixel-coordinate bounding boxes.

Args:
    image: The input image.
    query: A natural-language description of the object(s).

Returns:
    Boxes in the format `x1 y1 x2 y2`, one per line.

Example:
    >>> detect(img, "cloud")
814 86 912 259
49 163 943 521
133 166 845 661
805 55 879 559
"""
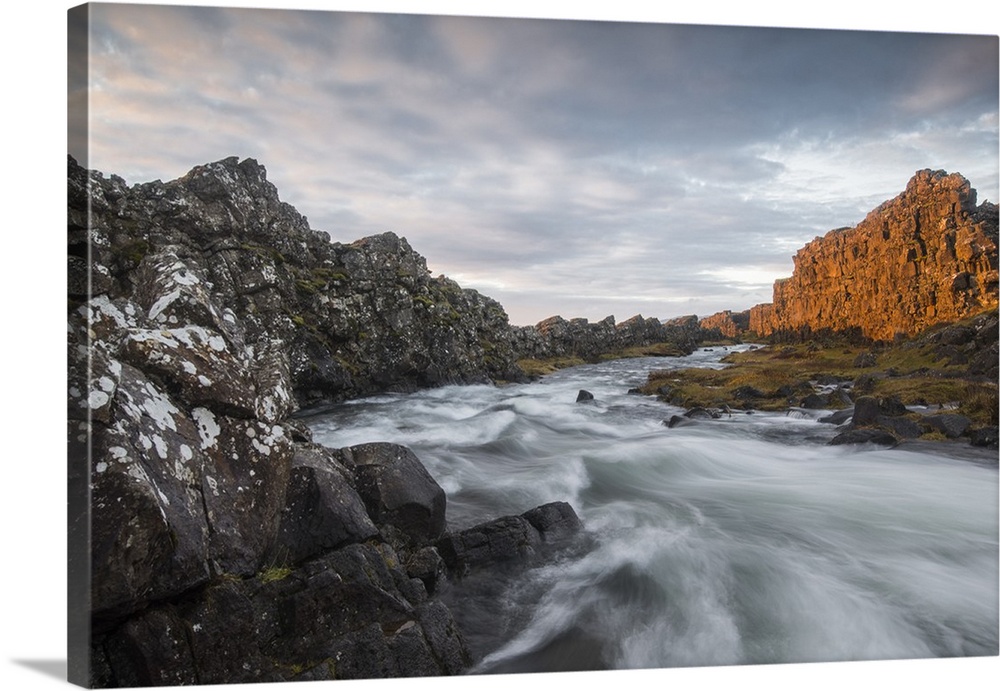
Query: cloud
77 5 999 327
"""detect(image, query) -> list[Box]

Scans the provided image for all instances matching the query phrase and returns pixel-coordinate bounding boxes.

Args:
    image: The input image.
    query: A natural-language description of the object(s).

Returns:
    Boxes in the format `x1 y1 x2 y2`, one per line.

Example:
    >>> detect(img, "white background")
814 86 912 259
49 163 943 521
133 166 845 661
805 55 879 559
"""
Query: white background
2 1 997 690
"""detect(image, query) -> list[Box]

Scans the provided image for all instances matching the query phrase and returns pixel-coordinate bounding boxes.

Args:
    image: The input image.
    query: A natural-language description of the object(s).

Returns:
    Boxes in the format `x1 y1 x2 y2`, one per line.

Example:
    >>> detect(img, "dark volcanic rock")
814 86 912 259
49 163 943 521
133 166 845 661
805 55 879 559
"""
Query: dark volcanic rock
923 413 973 439
271 444 379 565
969 427 1000 448
97 542 470 686
829 429 899 447
436 502 583 575
576 389 595 402
341 443 447 546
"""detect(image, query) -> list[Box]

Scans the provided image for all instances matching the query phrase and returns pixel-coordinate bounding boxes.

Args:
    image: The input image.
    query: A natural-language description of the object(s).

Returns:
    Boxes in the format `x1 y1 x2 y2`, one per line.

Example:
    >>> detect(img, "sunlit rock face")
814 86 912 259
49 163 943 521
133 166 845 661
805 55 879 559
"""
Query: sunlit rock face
749 170 998 341
699 310 751 339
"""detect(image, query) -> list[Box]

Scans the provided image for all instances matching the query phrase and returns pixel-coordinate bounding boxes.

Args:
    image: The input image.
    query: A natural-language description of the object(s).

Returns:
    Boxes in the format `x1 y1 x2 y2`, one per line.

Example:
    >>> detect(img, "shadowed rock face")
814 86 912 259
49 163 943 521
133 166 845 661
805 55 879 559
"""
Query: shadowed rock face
748 170 998 342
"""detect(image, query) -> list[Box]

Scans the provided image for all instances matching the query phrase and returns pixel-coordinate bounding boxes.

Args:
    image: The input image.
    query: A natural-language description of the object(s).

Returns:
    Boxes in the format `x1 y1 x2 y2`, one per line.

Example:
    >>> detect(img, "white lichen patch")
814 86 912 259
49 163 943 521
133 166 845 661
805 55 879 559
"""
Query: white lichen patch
192 407 221 450
139 383 181 432
197 375 212 387
206 475 220 497
148 289 182 321
170 263 201 286
88 295 136 330
153 435 169 459
180 444 193 461
182 361 198 375
88 390 110 409
173 459 196 484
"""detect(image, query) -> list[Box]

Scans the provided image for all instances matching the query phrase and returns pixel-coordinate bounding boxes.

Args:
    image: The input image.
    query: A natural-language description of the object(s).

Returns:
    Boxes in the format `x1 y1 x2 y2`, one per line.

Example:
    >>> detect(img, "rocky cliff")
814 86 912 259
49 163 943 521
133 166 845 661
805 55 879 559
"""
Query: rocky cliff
699 310 750 340
749 170 998 341
68 155 526 411
68 156 586 686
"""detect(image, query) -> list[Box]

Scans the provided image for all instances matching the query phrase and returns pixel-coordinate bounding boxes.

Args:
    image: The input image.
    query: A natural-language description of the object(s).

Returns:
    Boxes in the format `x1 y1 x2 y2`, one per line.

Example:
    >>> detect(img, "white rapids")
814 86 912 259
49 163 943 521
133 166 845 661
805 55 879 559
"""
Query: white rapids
305 346 999 672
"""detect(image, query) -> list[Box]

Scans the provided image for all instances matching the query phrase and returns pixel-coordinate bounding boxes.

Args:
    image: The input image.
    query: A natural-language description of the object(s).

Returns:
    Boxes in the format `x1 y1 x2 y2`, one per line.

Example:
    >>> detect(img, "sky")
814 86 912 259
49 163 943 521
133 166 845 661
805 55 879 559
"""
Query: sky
68 1 999 327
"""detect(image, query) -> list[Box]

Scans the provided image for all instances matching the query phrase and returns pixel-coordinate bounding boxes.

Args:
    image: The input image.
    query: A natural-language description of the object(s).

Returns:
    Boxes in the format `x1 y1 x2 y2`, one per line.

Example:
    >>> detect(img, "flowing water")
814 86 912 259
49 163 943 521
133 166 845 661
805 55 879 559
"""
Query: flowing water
304 346 999 672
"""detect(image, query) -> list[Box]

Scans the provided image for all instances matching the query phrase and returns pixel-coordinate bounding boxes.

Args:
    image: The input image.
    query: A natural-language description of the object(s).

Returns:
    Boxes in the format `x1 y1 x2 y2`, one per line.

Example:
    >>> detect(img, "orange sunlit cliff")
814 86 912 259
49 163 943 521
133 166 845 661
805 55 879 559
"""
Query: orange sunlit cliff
749 169 998 341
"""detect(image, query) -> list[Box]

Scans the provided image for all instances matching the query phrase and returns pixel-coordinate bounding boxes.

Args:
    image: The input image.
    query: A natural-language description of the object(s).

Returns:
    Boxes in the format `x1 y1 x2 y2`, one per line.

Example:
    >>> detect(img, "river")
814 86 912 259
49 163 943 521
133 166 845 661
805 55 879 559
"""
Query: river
304 345 998 673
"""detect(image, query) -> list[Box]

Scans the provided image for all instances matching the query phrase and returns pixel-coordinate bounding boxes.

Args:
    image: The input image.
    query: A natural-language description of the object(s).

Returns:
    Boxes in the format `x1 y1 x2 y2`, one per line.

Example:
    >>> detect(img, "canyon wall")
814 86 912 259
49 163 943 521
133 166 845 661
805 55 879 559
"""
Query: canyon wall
750 169 998 341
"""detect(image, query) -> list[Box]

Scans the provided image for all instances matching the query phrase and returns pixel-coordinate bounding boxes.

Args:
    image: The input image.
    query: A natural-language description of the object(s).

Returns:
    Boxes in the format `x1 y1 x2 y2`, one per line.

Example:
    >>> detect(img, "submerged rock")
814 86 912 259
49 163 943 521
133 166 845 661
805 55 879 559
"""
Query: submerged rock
829 429 899 447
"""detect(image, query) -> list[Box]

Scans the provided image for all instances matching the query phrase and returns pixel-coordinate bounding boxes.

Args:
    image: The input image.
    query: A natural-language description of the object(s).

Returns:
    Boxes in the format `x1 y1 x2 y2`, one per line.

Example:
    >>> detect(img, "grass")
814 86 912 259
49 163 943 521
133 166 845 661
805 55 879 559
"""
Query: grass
640 336 997 428
517 356 586 378
259 565 293 583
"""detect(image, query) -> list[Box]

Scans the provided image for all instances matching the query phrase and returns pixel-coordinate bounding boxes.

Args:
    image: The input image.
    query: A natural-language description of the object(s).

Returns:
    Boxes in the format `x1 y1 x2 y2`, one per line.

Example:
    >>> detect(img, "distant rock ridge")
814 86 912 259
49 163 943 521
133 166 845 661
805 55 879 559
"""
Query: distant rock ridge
748 169 998 341
512 312 699 361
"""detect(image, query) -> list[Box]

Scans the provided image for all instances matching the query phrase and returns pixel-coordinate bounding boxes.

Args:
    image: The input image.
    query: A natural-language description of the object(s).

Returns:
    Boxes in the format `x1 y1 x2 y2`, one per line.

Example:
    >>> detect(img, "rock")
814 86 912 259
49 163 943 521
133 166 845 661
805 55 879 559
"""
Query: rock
684 406 720 420
435 502 583 575
576 389 595 402
512 312 695 363
829 429 899 447
522 501 584 542
749 170 998 340
270 444 379 565
922 413 972 438
818 408 855 425
435 515 542 574
94 542 471 685
853 351 878 368
877 416 923 440
800 393 830 409
405 547 446 595
853 396 905 426
699 310 751 339
731 385 765 400
968 427 999 448
664 415 689 428
67 155 529 409
341 443 447 546
878 396 908 417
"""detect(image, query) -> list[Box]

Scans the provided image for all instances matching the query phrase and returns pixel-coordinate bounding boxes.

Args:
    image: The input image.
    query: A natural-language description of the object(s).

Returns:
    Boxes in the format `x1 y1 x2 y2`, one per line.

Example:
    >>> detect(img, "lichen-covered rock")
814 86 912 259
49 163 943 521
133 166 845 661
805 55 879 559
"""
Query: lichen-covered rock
68 155 527 408
750 170 998 341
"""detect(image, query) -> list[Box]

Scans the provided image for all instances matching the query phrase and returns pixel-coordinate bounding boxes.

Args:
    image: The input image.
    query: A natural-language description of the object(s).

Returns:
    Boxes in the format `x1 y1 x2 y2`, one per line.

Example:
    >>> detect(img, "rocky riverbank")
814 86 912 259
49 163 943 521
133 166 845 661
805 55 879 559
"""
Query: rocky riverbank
641 310 998 451
68 155 597 686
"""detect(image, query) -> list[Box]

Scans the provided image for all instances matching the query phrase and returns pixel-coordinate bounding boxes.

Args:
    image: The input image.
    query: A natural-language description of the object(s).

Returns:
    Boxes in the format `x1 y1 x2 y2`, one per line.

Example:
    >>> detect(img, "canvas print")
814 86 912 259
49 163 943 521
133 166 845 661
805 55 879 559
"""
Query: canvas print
67 2 999 688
